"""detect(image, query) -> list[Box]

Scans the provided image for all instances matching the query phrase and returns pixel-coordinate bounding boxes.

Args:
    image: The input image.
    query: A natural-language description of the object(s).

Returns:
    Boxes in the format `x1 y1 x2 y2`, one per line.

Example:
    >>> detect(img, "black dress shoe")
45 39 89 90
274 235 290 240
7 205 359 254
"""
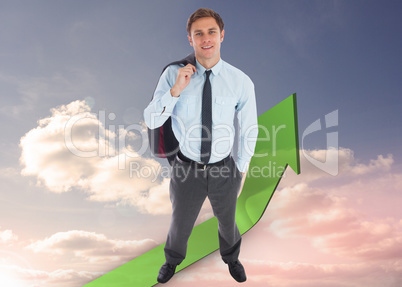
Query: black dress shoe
228 260 247 282
157 262 176 283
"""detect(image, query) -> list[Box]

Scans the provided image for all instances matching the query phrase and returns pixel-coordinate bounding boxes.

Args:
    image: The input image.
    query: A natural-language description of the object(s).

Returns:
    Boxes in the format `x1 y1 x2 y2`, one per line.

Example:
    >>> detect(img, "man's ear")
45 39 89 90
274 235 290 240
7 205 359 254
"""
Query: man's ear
188 34 193 47
220 29 225 42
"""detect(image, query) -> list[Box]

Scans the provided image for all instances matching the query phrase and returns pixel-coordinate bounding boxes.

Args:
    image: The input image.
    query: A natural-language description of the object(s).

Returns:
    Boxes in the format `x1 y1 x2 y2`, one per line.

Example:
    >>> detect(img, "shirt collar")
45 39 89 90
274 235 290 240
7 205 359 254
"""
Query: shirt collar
195 58 223 76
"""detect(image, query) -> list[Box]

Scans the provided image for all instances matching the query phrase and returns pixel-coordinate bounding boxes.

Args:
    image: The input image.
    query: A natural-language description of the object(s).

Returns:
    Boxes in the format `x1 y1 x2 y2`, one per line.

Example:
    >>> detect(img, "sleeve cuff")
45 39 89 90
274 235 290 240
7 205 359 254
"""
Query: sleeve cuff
160 90 179 109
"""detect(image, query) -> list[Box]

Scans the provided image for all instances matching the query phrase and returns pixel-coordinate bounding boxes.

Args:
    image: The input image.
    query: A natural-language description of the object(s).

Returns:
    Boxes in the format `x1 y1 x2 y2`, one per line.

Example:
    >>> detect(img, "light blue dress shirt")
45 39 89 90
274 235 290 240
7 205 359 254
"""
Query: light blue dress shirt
144 58 258 173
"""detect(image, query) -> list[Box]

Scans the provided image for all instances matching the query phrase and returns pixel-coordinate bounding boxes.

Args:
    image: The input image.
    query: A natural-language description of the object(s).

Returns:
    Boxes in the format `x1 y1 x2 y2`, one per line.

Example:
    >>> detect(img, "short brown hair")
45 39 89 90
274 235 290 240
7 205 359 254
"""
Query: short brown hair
186 8 224 35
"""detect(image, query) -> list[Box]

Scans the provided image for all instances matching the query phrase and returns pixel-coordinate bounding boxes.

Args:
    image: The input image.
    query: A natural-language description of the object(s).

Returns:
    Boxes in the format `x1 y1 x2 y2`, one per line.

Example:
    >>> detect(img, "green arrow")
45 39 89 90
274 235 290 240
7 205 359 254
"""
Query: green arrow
84 93 300 287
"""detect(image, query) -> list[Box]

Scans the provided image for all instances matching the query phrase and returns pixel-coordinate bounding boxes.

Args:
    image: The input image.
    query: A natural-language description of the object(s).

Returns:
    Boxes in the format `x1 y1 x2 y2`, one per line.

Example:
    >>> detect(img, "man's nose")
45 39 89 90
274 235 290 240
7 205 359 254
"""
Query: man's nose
202 35 211 43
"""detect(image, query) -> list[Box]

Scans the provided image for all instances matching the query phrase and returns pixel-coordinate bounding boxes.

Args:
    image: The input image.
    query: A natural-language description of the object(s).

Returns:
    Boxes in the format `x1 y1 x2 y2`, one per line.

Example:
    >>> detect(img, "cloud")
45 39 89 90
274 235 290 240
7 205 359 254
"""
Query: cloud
0 264 102 287
347 154 393 175
283 147 394 185
0 227 18 244
26 230 157 263
242 260 402 287
19 100 171 213
136 177 172 215
313 218 402 261
155 256 402 287
266 163 402 263
265 183 361 237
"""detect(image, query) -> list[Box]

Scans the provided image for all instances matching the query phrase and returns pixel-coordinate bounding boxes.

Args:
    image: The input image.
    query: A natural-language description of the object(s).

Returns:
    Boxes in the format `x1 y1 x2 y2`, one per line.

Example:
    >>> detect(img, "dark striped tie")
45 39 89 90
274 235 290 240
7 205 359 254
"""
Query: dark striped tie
201 70 212 164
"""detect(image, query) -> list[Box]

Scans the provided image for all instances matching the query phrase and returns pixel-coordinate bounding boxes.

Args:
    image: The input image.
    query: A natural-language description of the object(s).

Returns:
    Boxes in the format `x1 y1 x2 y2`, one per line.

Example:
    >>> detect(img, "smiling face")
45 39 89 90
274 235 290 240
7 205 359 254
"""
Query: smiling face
188 17 225 69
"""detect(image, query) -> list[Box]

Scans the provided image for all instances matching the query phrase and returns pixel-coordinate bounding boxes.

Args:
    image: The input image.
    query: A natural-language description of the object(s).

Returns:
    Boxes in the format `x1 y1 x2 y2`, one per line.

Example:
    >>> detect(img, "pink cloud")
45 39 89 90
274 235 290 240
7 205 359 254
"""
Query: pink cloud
313 218 402 261
263 177 402 262
159 151 402 287
158 257 402 287
266 184 360 238
26 230 157 263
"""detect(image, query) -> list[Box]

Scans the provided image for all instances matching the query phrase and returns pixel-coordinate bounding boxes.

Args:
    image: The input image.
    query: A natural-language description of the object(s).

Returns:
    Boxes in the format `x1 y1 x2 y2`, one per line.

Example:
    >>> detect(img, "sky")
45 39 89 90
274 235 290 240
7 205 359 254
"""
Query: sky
0 0 401 286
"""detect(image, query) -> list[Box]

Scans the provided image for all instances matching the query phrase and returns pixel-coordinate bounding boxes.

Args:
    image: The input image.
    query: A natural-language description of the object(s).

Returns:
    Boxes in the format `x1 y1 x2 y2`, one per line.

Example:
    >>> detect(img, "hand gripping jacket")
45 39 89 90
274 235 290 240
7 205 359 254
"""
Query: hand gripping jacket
147 52 196 166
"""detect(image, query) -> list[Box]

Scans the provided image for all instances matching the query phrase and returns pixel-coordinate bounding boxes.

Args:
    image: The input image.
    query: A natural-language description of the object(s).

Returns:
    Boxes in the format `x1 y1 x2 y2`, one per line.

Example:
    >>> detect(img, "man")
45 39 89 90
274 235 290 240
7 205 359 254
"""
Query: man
143 8 258 284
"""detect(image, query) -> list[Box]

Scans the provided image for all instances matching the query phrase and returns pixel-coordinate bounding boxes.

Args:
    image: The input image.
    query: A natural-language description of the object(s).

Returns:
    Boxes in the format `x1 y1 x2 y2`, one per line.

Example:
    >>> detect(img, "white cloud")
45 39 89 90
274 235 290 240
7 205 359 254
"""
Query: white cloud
136 177 172 215
26 230 157 263
282 147 394 185
348 154 393 175
0 227 18 244
0 264 102 287
19 100 170 213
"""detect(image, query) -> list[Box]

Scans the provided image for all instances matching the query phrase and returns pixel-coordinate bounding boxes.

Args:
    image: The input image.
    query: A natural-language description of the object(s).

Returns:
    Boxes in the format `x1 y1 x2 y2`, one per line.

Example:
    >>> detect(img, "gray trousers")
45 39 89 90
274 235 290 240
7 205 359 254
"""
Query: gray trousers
164 152 243 265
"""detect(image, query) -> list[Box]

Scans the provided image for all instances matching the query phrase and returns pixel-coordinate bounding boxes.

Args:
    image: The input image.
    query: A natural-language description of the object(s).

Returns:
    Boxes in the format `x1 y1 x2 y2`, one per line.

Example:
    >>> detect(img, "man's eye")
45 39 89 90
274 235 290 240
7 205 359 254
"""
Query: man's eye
196 33 201 36
209 31 215 34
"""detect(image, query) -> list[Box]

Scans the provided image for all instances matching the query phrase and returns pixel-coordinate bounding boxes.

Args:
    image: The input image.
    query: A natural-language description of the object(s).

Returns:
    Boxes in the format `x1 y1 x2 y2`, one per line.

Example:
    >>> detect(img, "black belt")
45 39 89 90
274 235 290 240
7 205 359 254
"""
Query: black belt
177 150 230 170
